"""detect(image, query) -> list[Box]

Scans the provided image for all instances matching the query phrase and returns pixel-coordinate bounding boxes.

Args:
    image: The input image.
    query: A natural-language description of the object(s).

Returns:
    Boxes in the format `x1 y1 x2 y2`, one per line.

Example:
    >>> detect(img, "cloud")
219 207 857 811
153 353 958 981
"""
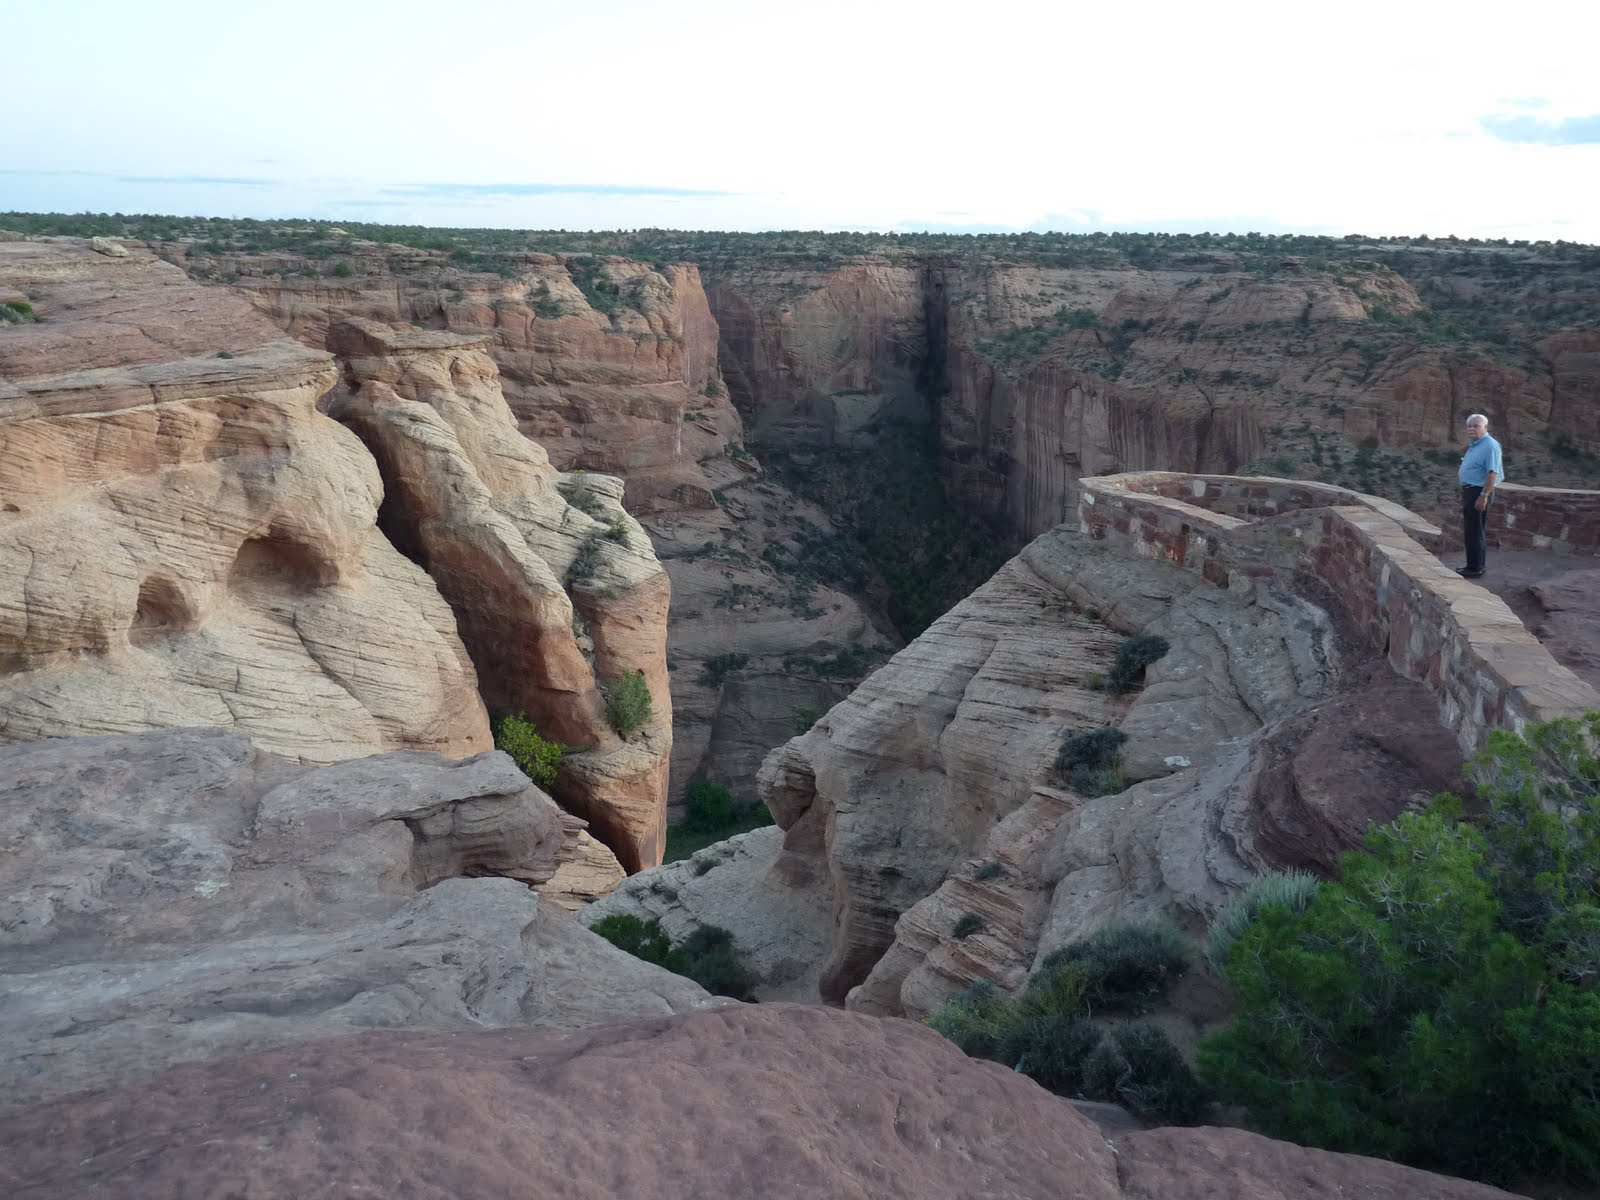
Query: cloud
382 181 736 199
119 175 277 186
1481 113 1600 145
0 168 278 186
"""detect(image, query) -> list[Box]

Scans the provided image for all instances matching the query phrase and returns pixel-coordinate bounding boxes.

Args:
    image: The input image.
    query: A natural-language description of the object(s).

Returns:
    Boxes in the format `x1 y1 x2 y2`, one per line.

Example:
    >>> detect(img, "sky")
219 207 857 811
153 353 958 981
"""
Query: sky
5 0 1600 241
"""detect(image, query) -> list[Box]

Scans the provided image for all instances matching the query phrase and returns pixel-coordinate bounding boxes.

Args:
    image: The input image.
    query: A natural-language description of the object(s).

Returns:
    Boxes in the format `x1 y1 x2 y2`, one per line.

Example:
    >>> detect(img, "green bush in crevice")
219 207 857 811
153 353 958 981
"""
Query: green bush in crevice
926 919 1204 1123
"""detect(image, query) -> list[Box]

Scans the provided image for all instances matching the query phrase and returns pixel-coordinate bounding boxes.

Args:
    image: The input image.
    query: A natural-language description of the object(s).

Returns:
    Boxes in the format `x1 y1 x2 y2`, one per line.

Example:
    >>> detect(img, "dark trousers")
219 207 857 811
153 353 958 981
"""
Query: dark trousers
1461 485 1489 571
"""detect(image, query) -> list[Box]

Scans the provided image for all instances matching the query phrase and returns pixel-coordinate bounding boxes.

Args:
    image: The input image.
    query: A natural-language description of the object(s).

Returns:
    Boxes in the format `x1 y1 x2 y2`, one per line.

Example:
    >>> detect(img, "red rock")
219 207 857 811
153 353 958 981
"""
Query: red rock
0 1005 1523 1200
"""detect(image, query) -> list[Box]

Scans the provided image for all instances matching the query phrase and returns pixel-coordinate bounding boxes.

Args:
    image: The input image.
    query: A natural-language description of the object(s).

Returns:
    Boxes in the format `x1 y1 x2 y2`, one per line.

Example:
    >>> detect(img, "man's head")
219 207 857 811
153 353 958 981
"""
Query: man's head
1466 414 1489 442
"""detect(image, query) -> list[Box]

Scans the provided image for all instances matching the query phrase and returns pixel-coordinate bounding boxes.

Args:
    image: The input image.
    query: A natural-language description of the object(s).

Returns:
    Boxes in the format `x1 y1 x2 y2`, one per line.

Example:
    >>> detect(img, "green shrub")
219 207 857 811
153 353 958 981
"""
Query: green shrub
791 704 823 734
1036 920 1188 1014
973 860 1005 881
1 299 36 325
590 914 681 969
664 801 774 862
1106 633 1170 695
1205 869 1321 972
601 670 652 736
925 980 1016 1060
926 919 1200 1120
678 925 757 1000
1200 717 1600 1185
1084 1022 1207 1123
698 652 749 689
566 536 603 585
953 912 985 939
559 474 606 517
603 519 630 545
330 261 353 277
996 1015 1102 1094
491 713 564 789
590 915 756 1000
1055 726 1127 796
683 779 734 831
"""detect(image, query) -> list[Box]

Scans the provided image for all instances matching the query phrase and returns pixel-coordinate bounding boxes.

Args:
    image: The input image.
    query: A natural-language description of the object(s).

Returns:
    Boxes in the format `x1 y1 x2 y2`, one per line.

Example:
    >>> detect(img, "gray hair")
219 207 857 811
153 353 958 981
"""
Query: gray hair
1465 413 1489 427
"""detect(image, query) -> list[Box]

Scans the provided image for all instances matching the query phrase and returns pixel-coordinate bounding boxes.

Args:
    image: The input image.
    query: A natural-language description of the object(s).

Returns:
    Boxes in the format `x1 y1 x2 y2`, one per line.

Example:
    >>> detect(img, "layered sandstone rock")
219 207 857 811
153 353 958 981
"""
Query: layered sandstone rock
752 525 1343 1003
0 240 488 761
0 1004 1522 1200
327 318 672 870
852 663 1464 1020
0 728 712 1114
162 241 893 812
582 824 835 1001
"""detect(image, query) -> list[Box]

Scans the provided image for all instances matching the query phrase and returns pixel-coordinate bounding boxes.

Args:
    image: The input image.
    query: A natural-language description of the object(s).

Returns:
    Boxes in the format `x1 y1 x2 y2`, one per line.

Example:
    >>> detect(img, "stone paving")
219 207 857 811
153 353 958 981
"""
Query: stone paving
1471 548 1600 694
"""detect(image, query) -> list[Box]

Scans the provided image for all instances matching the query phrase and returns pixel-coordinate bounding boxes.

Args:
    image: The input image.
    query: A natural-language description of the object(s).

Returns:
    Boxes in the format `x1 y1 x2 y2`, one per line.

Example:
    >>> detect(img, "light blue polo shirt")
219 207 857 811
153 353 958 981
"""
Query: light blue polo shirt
1459 435 1504 487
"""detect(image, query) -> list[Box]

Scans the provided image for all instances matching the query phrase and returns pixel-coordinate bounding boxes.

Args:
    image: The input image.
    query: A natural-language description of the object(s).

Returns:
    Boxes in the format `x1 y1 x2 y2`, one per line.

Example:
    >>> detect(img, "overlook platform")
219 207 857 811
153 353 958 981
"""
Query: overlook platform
1477 549 1600 695
1077 472 1600 751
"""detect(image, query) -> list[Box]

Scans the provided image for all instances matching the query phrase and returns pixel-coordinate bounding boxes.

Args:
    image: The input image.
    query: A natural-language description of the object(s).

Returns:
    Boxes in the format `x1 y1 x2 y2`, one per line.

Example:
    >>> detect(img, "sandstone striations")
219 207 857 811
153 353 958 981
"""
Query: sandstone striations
610 521 1463 1013
0 728 712 1115
0 240 488 761
327 317 672 870
0 1004 1522 1200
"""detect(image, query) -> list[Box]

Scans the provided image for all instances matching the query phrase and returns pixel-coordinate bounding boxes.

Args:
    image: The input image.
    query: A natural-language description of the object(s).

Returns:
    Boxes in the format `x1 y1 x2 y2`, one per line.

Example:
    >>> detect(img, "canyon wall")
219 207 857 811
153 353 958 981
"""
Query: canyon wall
704 251 1600 543
160 238 900 812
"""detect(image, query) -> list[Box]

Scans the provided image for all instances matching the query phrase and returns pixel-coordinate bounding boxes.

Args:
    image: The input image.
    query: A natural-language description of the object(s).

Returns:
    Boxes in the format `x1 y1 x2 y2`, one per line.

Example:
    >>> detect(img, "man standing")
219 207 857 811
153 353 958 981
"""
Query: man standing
1457 413 1503 579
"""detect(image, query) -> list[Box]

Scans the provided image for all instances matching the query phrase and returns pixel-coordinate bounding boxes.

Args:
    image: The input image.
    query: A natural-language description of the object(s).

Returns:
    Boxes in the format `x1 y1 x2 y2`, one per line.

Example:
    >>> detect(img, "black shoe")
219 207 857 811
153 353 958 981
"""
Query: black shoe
1459 569 1484 579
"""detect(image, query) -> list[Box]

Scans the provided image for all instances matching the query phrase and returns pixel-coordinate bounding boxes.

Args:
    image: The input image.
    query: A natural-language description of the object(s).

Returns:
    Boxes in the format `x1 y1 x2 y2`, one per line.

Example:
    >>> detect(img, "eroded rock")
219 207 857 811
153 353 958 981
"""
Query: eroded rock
0 728 712 1112
0 239 489 762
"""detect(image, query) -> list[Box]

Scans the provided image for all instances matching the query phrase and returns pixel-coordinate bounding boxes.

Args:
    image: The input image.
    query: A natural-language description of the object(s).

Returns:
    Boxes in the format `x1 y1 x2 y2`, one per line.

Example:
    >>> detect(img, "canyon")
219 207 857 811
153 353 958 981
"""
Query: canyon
3 218 1598 1197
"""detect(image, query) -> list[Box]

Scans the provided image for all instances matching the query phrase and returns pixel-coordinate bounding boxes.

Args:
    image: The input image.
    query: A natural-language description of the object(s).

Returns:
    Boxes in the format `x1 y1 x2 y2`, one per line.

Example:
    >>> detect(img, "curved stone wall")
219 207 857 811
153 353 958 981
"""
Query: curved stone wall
1078 471 1600 750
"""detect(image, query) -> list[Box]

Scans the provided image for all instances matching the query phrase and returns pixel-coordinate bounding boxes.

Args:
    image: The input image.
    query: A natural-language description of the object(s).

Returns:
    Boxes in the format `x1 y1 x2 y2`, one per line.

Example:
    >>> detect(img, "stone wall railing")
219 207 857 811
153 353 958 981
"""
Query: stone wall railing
1492 483 1600 555
1078 471 1600 751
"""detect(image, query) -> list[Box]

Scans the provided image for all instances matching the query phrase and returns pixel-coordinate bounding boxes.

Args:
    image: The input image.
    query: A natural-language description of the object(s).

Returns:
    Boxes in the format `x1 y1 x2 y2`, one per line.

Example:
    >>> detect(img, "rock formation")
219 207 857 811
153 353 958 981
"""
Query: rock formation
598 520 1464 1013
327 318 672 870
0 1004 1522 1200
0 728 712 1114
0 239 488 762
166 238 899 813
760 525 1350 1003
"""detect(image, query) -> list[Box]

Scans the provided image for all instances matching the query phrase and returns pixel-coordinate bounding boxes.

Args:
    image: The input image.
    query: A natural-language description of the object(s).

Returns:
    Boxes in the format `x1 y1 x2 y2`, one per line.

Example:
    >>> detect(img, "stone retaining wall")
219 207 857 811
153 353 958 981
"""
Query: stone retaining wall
1078 471 1600 751
1493 483 1600 555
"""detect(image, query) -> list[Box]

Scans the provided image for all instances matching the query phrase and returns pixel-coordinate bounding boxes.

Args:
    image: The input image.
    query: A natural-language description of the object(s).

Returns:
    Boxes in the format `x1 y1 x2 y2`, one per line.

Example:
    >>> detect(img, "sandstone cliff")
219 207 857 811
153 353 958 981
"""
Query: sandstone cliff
157 236 898 813
327 318 672 870
0 240 488 761
593 523 1462 1014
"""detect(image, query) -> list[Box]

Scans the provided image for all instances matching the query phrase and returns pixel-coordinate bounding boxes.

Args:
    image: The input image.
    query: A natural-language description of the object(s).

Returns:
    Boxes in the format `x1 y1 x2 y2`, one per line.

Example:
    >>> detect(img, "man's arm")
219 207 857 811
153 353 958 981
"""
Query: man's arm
1478 468 1499 510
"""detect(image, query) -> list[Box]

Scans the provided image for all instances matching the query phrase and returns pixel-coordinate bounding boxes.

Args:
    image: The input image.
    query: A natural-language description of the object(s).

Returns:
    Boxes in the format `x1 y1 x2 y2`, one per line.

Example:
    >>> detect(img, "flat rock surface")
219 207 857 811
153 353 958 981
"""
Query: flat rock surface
0 1004 1522 1200
0 728 711 1113
1478 549 1600 693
